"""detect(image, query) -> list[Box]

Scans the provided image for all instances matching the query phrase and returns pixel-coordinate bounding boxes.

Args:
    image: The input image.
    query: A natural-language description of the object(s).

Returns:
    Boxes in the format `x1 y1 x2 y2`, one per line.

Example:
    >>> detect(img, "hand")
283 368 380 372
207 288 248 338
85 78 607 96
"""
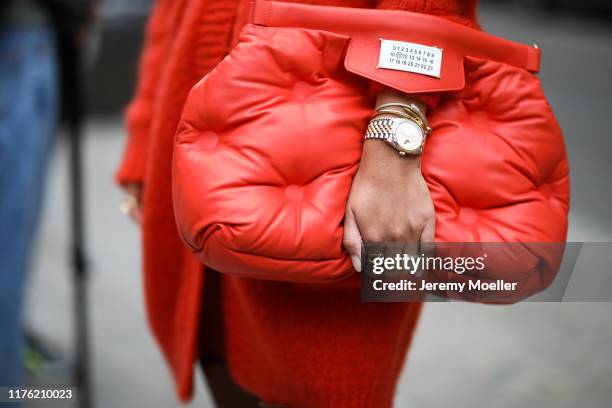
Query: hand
342 94 435 272
121 182 143 224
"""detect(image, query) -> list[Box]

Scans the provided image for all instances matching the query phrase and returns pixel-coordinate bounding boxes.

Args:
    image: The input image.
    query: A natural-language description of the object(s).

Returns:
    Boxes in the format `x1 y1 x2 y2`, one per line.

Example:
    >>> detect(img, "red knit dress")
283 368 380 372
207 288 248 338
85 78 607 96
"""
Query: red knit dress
116 0 478 406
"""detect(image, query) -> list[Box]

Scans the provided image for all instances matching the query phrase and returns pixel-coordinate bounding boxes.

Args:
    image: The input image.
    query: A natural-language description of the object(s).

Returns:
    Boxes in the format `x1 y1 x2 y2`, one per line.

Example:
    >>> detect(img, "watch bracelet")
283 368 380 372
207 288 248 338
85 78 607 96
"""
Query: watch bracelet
365 117 395 139
364 116 425 156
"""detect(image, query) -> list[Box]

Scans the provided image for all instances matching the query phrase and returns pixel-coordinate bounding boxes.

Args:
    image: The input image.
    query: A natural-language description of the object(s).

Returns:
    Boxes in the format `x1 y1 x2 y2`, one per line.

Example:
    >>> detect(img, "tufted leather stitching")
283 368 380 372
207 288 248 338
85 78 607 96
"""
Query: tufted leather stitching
172 27 569 283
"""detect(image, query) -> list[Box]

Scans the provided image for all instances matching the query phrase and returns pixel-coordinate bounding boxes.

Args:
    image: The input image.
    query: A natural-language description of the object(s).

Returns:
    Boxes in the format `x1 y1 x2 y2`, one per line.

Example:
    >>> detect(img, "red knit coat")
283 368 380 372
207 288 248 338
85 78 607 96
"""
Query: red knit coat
116 0 478 406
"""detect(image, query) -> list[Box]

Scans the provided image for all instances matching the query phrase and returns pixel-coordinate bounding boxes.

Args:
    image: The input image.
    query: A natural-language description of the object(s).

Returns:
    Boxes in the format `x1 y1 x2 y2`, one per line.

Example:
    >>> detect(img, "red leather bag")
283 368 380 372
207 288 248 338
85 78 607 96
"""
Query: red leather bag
172 0 569 284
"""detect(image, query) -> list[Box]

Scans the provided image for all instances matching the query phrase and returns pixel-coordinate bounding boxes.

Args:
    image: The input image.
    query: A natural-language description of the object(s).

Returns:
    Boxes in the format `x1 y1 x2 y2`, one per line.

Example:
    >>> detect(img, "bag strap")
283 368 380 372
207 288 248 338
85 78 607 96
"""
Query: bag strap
249 0 540 73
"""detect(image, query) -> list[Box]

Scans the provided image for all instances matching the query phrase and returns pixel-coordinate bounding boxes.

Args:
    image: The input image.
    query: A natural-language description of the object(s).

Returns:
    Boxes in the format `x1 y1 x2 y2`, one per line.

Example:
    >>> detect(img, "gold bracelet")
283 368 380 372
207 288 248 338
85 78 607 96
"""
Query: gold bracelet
372 109 427 129
376 102 424 114
374 102 432 135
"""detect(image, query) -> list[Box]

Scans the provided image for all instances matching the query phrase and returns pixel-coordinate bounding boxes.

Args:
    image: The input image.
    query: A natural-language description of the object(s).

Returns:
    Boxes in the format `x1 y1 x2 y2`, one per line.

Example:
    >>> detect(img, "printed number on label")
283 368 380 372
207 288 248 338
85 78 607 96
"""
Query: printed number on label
377 39 443 78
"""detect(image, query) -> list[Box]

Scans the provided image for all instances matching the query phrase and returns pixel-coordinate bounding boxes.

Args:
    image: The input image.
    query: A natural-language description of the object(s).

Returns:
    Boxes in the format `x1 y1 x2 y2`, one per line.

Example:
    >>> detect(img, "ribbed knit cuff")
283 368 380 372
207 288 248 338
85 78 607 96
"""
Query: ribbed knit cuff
267 381 394 408
376 0 480 29
115 103 151 186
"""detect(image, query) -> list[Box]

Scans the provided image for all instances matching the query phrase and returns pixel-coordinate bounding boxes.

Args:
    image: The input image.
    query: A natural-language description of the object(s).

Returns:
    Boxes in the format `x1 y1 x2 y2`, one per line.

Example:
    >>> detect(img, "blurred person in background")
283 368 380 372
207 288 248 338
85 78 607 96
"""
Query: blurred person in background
0 0 92 390
118 0 476 407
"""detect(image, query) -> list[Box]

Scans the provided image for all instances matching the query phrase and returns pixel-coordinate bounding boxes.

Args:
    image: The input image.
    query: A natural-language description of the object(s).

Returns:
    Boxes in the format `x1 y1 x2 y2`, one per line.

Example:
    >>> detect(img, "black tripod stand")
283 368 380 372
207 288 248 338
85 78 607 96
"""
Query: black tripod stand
57 21 92 408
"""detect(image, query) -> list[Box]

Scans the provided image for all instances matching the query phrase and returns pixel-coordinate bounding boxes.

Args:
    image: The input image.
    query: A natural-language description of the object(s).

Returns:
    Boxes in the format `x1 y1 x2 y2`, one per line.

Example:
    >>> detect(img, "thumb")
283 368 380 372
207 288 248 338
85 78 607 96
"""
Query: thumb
342 207 363 272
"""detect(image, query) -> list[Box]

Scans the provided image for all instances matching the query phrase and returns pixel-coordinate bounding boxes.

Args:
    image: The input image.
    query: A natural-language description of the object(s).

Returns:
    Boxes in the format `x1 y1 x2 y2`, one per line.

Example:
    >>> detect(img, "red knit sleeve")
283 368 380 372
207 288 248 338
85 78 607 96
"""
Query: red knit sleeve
376 0 479 29
372 0 480 109
115 0 174 185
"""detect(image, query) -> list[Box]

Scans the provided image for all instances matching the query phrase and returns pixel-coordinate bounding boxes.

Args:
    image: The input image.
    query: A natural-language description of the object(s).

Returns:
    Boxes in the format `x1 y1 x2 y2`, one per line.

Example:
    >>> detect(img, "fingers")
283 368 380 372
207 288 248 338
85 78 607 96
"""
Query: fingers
122 183 144 224
419 217 436 257
419 217 435 243
342 207 363 272
129 201 142 224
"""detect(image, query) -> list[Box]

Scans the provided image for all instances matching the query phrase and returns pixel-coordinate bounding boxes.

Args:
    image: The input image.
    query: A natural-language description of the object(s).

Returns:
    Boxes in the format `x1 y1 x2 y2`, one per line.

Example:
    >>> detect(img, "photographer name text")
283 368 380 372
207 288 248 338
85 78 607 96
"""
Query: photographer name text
368 253 518 293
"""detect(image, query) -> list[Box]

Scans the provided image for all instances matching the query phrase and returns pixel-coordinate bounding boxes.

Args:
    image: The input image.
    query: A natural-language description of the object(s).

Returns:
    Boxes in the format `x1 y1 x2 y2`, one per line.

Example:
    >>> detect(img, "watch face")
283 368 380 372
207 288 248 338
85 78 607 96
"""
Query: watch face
395 121 424 152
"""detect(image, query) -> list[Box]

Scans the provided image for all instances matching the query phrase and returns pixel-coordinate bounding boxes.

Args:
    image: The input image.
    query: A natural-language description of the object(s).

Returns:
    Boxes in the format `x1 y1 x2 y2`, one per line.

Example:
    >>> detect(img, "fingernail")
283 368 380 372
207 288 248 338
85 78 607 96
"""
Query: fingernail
351 256 362 272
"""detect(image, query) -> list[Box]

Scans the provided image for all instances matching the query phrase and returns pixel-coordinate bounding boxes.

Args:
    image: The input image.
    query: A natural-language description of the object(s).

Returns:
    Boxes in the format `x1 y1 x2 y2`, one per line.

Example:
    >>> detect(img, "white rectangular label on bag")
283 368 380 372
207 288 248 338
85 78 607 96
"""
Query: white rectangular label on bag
377 39 443 78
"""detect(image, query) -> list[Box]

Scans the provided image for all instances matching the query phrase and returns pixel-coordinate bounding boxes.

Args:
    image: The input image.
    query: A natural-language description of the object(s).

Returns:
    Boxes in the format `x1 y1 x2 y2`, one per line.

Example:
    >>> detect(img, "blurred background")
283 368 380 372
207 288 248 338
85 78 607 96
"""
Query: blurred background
2 0 611 407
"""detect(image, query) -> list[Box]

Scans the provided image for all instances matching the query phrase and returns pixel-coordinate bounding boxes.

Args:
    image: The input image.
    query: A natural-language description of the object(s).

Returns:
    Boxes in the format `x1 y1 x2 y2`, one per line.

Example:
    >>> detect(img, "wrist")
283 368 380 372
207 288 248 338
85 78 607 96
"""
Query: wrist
364 92 431 157
362 139 421 173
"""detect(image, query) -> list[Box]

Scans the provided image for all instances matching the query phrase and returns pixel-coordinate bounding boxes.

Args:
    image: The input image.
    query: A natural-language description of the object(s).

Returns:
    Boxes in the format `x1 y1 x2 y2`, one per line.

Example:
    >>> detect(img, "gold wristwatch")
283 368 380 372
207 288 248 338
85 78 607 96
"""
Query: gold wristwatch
364 102 432 156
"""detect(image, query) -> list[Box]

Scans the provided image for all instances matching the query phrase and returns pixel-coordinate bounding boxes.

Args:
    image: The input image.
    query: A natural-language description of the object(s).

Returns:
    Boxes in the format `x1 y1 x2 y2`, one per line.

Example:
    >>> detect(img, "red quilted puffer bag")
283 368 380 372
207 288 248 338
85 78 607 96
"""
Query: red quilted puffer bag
172 0 569 284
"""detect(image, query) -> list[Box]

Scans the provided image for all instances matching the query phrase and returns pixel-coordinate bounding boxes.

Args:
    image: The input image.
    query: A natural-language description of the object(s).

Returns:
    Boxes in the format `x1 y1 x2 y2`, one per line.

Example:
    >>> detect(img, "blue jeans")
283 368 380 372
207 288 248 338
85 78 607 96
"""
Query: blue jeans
0 24 58 387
